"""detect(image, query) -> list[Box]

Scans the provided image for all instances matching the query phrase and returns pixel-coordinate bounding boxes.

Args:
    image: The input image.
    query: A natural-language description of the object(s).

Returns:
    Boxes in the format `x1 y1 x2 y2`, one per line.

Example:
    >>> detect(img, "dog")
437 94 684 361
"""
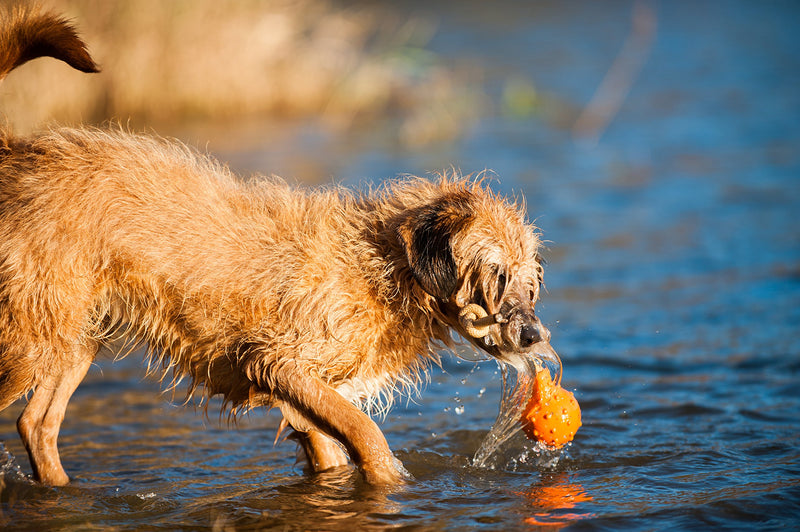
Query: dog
0 7 557 486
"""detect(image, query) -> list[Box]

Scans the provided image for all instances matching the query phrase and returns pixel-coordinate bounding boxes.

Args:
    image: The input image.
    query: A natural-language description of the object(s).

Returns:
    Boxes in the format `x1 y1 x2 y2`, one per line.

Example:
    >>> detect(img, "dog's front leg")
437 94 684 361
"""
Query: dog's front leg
273 361 406 485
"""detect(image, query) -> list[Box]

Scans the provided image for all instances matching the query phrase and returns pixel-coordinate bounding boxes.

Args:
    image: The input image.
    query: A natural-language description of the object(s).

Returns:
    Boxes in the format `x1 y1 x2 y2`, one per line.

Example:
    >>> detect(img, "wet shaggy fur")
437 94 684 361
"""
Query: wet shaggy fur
0 8 550 486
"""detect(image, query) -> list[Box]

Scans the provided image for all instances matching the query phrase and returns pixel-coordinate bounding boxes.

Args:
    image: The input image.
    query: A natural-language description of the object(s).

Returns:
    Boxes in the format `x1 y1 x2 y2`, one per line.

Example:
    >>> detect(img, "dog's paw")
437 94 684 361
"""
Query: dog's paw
360 456 411 486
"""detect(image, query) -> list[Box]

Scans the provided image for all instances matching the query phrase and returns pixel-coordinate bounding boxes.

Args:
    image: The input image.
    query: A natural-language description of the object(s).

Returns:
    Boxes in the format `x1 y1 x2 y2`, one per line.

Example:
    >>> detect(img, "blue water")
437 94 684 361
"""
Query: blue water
1 0 798 529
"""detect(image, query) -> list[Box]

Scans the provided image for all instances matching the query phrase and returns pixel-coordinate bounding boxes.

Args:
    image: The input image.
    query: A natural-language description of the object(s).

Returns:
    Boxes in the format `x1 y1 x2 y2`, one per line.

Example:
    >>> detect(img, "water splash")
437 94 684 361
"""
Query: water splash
472 343 562 468
0 441 31 483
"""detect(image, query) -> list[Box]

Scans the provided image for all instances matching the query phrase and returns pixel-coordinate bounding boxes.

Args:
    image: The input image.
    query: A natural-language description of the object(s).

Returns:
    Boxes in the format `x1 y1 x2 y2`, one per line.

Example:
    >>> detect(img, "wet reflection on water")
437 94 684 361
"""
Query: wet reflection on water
518 473 595 528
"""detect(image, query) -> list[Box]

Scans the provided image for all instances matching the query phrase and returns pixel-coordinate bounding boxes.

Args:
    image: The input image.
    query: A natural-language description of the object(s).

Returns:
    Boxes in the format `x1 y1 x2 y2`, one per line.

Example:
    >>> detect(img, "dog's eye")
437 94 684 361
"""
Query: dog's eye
530 276 545 302
529 287 538 302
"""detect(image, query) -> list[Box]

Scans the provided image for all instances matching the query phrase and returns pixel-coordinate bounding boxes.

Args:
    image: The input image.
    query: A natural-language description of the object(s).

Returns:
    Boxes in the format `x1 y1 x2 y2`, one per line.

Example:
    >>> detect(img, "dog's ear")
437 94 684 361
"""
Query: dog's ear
396 195 473 300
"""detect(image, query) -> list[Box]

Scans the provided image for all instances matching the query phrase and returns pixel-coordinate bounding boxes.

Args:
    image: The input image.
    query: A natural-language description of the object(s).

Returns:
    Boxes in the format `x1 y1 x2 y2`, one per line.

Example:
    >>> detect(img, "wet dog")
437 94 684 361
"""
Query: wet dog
0 7 556 485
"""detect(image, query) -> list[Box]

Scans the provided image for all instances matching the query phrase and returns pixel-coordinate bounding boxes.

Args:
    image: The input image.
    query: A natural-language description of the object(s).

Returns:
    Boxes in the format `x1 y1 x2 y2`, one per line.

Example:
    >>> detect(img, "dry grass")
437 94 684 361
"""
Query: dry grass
0 0 484 145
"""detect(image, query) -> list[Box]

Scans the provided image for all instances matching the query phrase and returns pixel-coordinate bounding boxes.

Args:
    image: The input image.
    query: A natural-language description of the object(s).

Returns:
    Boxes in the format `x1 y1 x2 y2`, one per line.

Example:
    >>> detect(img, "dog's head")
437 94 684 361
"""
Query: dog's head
396 180 558 370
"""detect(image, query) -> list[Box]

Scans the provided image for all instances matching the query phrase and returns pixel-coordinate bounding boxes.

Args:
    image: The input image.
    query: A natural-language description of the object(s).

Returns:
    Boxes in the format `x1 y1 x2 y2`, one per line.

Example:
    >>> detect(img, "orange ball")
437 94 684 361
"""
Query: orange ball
520 367 582 447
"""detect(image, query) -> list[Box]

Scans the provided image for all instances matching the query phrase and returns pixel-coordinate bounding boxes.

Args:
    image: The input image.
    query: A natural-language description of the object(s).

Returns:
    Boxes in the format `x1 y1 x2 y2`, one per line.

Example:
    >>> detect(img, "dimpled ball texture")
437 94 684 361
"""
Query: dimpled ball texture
521 366 582 447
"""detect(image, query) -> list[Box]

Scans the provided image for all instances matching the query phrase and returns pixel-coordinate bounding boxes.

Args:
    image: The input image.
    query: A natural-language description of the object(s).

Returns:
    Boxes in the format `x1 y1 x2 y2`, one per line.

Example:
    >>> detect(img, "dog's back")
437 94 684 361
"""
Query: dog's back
0 127 380 406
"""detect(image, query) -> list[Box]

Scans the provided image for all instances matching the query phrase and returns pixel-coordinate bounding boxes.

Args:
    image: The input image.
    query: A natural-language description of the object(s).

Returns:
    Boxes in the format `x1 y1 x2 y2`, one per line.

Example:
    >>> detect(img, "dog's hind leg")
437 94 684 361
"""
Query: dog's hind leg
16 341 95 486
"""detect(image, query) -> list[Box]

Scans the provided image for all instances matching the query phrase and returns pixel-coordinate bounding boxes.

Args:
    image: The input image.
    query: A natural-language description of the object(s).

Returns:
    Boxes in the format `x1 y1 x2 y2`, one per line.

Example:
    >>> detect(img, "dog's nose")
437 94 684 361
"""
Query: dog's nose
520 321 543 348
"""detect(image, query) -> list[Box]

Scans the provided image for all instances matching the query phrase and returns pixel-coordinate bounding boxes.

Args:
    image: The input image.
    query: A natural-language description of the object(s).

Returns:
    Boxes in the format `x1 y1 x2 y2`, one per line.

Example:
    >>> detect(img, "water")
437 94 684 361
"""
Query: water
2 0 799 529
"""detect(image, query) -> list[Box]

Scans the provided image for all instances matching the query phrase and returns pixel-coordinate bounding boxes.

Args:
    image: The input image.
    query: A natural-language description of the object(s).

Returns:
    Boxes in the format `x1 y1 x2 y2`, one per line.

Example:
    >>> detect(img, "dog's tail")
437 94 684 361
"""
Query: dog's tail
0 5 98 82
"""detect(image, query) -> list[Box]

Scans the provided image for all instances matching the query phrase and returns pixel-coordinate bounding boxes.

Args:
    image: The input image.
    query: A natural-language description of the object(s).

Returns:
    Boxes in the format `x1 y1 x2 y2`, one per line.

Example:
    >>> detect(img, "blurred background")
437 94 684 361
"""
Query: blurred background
1 0 798 529
3 0 486 157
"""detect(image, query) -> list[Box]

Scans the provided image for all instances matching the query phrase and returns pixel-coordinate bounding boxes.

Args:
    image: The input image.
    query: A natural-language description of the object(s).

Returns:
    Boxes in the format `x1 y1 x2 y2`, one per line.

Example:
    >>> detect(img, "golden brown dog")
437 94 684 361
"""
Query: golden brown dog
0 8 558 486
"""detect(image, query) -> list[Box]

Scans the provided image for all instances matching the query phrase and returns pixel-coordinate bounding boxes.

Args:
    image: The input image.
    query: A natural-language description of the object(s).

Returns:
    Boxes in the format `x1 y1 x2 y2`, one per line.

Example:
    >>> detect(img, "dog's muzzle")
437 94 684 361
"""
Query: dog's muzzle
458 303 561 374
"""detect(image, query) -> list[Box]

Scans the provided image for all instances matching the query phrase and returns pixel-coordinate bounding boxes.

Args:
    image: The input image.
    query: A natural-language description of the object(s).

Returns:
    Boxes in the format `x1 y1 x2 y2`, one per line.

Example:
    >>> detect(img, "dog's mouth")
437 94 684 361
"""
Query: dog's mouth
456 303 562 376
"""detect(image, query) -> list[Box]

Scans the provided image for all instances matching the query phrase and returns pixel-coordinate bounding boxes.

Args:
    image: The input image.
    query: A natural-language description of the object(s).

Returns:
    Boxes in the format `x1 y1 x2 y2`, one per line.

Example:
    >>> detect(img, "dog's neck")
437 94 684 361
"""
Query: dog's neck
353 195 454 351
